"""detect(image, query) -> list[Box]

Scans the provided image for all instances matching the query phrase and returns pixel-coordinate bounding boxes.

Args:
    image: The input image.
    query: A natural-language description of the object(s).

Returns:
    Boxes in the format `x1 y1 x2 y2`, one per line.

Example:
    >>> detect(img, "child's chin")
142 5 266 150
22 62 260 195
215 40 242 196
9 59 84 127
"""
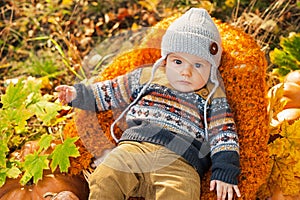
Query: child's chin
175 87 194 93
170 83 195 92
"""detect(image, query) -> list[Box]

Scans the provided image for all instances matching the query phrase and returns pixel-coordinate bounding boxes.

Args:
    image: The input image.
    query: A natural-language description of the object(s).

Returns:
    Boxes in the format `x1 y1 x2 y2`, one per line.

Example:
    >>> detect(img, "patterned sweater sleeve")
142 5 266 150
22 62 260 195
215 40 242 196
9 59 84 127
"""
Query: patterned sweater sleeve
208 97 240 185
70 68 143 111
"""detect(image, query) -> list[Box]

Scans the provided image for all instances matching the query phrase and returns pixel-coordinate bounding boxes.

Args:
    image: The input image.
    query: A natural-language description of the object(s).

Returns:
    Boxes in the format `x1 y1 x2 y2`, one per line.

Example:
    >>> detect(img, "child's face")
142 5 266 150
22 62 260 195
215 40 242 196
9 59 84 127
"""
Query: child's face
165 52 211 92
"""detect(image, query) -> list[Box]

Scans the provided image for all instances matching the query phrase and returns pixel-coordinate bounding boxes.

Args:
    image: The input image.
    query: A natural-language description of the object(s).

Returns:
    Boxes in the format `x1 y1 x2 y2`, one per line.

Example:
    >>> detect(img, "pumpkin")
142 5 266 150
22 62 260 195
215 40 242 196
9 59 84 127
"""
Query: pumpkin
284 70 300 85
275 70 300 122
268 70 300 125
271 185 300 200
0 140 90 200
47 191 80 200
281 82 300 109
0 171 89 200
268 82 300 109
277 108 300 123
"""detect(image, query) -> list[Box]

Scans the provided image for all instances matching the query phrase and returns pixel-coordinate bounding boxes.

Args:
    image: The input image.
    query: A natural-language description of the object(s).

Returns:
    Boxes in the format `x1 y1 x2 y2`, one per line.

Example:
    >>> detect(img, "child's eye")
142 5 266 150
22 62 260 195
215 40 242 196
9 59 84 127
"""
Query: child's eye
195 63 202 68
174 59 182 65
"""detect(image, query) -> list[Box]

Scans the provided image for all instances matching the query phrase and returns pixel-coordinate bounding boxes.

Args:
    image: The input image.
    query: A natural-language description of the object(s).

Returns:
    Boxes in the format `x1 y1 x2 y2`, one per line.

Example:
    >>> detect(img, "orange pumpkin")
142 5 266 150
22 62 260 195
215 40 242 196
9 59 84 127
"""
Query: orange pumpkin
277 108 300 123
270 82 300 109
284 70 300 86
271 185 300 200
271 70 300 110
0 171 89 200
0 140 90 200
281 82 300 109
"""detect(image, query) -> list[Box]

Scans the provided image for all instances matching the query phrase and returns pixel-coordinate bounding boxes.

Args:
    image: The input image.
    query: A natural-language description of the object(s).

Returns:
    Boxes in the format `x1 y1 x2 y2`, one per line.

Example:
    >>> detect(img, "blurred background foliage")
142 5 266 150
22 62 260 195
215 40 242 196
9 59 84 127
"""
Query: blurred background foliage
0 0 299 85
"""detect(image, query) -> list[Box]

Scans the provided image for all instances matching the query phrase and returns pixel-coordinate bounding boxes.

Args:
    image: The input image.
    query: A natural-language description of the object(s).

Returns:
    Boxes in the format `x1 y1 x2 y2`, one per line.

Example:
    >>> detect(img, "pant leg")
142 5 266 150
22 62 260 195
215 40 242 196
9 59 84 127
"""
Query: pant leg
88 141 155 200
88 141 201 200
89 163 139 200
150 145 201 200
117 142 201 200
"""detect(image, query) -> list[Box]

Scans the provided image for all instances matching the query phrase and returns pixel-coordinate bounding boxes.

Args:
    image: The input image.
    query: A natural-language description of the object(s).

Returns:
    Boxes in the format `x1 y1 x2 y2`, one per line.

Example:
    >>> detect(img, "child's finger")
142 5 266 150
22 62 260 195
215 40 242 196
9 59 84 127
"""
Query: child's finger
233 185 241 197
227 187 233 200
216 182 223 200
66 88 73 96
66 89 73 102
55 85 64 91
210 180 216 191
58 91 66 102
55 85 75 104
55 85 71 92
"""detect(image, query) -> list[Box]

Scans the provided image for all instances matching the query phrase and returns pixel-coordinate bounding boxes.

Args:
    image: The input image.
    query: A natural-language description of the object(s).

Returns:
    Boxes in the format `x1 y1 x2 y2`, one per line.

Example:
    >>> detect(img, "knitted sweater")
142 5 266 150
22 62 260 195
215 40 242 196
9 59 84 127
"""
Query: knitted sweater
71 66 240 184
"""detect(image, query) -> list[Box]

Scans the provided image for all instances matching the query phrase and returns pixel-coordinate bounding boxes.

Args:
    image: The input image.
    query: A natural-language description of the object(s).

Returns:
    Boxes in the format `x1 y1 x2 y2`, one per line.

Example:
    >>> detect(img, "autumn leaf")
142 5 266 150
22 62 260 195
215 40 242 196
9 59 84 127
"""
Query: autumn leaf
138 0 160 12
20 152 49 185
284 119 300 140
268 119 300 195
7 166 22 179
270 33 300 79
278 161 300 195
1 80 28 109
28 96 65 126
62 0 73 6
37 134 54 154
269 138 288 158
0 140 9 168
0 169 7 187
293 159 300 177
50 137 80 173
2 107 32 133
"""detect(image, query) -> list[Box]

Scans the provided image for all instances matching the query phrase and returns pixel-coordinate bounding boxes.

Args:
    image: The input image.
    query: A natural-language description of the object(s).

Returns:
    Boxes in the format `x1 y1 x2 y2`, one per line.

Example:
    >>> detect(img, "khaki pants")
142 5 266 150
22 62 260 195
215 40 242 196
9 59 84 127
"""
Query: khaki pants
89 141 200 200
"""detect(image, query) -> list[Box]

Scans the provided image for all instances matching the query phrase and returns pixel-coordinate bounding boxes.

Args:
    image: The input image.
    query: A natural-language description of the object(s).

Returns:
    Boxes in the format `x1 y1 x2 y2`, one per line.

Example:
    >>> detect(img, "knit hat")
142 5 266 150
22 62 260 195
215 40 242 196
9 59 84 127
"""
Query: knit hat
161 8 222 67
153 8 222 81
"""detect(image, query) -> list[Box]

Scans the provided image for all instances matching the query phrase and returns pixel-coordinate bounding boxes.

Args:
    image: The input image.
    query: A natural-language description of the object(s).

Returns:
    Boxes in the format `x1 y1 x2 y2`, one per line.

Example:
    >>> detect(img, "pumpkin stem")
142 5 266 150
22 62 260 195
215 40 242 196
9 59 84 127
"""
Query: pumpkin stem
43 192 57 198
25 178 34 186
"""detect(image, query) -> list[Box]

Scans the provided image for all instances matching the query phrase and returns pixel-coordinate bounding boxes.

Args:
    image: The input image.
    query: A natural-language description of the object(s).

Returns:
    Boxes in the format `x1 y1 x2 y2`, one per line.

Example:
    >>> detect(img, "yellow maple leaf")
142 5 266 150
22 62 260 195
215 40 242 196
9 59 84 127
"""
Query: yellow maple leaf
62 0 73 6
267 86 300 196
279 172 300 195
285 119 300 140
269 138 289 158
138 0 160 12
293 160 300 177
131 23 140 31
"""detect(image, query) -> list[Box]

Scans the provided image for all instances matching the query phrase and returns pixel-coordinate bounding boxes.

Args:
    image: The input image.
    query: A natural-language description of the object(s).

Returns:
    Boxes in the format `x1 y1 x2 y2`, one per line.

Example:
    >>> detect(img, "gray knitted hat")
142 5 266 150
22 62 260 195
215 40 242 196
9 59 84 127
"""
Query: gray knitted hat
153 8 222 81
161 8 222 68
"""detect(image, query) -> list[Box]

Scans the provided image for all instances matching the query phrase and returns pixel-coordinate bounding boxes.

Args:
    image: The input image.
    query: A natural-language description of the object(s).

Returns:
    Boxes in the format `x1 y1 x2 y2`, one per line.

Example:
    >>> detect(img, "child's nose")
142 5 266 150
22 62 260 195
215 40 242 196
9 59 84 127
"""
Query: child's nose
180 64 192 76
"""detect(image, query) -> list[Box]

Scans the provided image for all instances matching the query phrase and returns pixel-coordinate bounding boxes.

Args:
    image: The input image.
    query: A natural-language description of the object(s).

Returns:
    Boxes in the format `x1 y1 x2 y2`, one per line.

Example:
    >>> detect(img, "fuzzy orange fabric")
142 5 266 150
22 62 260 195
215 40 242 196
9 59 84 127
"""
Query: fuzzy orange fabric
65 13 270 199
63 120 94 175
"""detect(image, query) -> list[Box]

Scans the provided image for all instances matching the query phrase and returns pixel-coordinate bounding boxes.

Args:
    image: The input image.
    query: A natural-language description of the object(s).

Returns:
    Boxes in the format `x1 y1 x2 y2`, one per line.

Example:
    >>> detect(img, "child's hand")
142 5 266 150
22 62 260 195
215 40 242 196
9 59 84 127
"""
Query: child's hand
55 85 77 105
210 180 241 200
